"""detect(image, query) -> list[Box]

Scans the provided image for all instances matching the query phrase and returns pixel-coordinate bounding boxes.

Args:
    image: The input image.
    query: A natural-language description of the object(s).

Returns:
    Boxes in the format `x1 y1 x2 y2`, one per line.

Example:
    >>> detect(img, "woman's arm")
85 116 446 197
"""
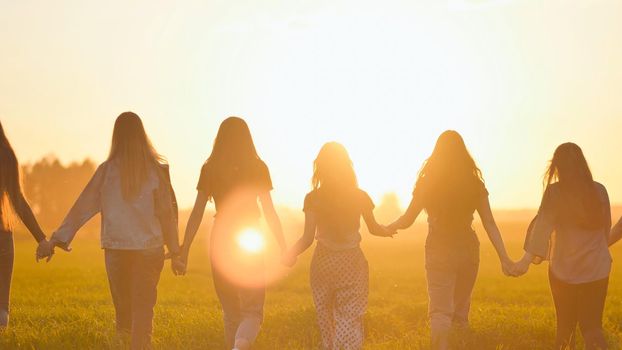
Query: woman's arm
180 191 209 258
157 166 181 255
282 212 317 266
476 196 512 275
12 191 46 243
610 217 622 246
524 188 555 260
387 195 423 231
259 192 286 253
362 209 394 237
50 164 106 251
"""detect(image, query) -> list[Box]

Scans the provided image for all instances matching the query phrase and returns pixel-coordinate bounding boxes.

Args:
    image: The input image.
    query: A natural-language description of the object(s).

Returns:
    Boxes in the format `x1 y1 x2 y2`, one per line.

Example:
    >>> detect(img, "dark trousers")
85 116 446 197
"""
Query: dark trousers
549 271 609 350
105 247 164 350
0 233 13 312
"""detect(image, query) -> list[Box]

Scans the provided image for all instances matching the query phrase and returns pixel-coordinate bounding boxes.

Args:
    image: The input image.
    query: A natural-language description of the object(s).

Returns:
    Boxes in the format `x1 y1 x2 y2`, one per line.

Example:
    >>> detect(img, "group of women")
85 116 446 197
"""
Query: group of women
0 113 621 350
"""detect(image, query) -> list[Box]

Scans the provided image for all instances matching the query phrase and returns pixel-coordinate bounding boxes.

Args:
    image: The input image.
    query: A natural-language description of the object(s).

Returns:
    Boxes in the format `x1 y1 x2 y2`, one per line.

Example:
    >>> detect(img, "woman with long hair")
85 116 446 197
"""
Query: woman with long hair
0 121 50 327
180 117 287 350
386 130 512 350
282 142 394 350
514 143 612 349
40 112 184 349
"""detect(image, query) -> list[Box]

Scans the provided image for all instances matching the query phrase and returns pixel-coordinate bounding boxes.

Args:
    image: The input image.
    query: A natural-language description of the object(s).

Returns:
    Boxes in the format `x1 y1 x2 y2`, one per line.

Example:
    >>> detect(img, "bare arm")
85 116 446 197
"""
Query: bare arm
388 195 423 231
476 196 511 265
610 217 622 246
158 166 181 255
13 192 46 242
362 208 394 237
181 191 208 256
286 212 317 259
259 192 286 253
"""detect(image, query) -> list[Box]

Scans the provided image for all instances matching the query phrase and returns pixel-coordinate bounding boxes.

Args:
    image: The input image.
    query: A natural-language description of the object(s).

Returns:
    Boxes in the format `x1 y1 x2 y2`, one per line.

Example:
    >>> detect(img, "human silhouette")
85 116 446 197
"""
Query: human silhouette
0 121 51 327
385 130 512 350
38 112 184 349
282 142 394 350
513 143 611 350
180 117 287 350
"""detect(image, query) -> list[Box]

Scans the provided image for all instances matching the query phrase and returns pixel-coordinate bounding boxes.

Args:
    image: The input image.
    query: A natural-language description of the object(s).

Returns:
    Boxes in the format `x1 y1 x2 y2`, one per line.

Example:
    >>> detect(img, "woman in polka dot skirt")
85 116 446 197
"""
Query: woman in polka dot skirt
283 142 395 350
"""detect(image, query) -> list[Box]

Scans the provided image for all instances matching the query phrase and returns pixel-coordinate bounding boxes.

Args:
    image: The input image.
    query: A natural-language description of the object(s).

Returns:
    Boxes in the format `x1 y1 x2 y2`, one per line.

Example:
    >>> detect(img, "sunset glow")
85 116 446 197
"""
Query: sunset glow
237 229 265 254
1 1 622 211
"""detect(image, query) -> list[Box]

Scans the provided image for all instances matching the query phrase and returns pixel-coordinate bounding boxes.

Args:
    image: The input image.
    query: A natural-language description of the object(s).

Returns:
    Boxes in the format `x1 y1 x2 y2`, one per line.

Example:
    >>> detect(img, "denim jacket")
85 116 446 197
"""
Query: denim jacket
52 160 178 250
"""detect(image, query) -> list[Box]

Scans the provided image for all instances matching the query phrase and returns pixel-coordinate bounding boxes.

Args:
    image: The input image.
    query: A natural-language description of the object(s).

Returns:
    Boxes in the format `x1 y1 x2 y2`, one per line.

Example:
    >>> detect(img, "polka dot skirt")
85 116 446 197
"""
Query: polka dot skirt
310 244 369 350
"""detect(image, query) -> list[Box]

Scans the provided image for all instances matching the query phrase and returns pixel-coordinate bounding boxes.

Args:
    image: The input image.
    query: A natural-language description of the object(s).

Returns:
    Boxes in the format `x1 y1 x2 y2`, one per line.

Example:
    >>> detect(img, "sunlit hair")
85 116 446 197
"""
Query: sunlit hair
0 121 21 230
204 117 262 200
312 142 358 191
544 142 602 229
108 112 165 200
416 130 484 210
208 117 259 166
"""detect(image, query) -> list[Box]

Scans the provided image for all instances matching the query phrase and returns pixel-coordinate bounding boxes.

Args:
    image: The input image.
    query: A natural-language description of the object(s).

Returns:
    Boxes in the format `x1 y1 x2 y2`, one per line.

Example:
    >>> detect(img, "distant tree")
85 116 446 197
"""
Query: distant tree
21 156 98 234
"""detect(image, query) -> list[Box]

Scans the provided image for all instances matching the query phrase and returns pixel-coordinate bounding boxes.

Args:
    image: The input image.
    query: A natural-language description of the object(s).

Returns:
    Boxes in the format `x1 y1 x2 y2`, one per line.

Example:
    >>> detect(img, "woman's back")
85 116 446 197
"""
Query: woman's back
53 159 167 250
304 187 374 251
197 158 272 223
414 176 488 250
529 181 611 283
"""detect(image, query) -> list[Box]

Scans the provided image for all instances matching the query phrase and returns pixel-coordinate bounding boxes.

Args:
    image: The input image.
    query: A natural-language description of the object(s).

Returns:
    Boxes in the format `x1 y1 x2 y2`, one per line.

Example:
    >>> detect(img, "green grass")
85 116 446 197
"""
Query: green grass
2 221 622 349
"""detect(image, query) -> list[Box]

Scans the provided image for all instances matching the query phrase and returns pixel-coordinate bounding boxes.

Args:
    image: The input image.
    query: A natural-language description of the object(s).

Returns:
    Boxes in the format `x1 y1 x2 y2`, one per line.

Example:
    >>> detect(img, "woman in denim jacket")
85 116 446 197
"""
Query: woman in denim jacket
41 112 184 349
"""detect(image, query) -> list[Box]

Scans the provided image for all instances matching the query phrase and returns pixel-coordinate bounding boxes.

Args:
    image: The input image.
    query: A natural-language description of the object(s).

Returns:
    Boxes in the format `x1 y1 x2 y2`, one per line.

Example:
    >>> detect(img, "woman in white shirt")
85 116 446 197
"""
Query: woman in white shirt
515 142 612 350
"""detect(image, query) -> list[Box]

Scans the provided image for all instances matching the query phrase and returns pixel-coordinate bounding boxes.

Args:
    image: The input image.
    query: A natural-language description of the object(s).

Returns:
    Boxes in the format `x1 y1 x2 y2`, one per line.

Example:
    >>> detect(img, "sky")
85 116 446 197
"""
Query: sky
1 0 622 210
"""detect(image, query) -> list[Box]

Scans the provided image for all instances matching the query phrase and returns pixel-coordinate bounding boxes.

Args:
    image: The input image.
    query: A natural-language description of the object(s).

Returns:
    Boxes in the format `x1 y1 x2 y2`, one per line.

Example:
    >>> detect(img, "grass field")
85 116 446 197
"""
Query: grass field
1 220 621 349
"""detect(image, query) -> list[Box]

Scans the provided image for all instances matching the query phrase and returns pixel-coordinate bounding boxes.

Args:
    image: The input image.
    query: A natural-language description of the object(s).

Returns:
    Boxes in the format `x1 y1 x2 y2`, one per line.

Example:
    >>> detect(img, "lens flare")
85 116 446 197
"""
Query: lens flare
237 229 265 253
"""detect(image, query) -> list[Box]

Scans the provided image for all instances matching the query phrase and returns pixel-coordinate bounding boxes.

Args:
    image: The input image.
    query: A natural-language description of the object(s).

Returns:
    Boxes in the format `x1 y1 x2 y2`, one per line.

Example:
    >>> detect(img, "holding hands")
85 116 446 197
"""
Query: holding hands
379 224 397 238
35 237 73 263
168 245 188 276
502 253 541 277
36 239 54 262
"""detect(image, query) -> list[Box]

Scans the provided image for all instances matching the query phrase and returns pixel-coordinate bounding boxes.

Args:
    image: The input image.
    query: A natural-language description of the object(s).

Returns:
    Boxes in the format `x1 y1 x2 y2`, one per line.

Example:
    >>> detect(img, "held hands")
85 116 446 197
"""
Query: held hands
171 255 186 276
500 255 514 277
36 239 55 262
379 225 397 238
167 246 187 276
510 255 532 277
281 250 297 268
500 254 533 277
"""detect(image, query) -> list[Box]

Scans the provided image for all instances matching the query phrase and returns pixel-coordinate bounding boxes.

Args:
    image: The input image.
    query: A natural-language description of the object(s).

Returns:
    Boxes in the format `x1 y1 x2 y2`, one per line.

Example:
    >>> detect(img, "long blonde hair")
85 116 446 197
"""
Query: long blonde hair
312 142 358 191
0 121 21 230
108 112 165 200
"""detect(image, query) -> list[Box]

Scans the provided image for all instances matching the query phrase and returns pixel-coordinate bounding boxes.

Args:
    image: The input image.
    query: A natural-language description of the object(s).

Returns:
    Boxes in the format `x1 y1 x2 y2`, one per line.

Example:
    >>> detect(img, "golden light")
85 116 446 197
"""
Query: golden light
236 229 265 253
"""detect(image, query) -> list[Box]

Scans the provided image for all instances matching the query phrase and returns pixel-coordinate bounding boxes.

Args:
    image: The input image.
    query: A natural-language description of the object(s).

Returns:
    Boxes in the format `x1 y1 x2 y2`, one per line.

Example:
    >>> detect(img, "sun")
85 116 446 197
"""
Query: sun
236 229 265 253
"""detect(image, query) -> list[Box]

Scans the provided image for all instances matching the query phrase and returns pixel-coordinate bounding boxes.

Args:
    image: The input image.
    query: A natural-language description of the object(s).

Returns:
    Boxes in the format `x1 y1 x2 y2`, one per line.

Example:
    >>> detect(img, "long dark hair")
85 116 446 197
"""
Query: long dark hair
416 130 484 214
0 121 22 230
204 117 262 200
544 143 603 229
311 142 361 230
312 142 358 192
108 112 165 200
